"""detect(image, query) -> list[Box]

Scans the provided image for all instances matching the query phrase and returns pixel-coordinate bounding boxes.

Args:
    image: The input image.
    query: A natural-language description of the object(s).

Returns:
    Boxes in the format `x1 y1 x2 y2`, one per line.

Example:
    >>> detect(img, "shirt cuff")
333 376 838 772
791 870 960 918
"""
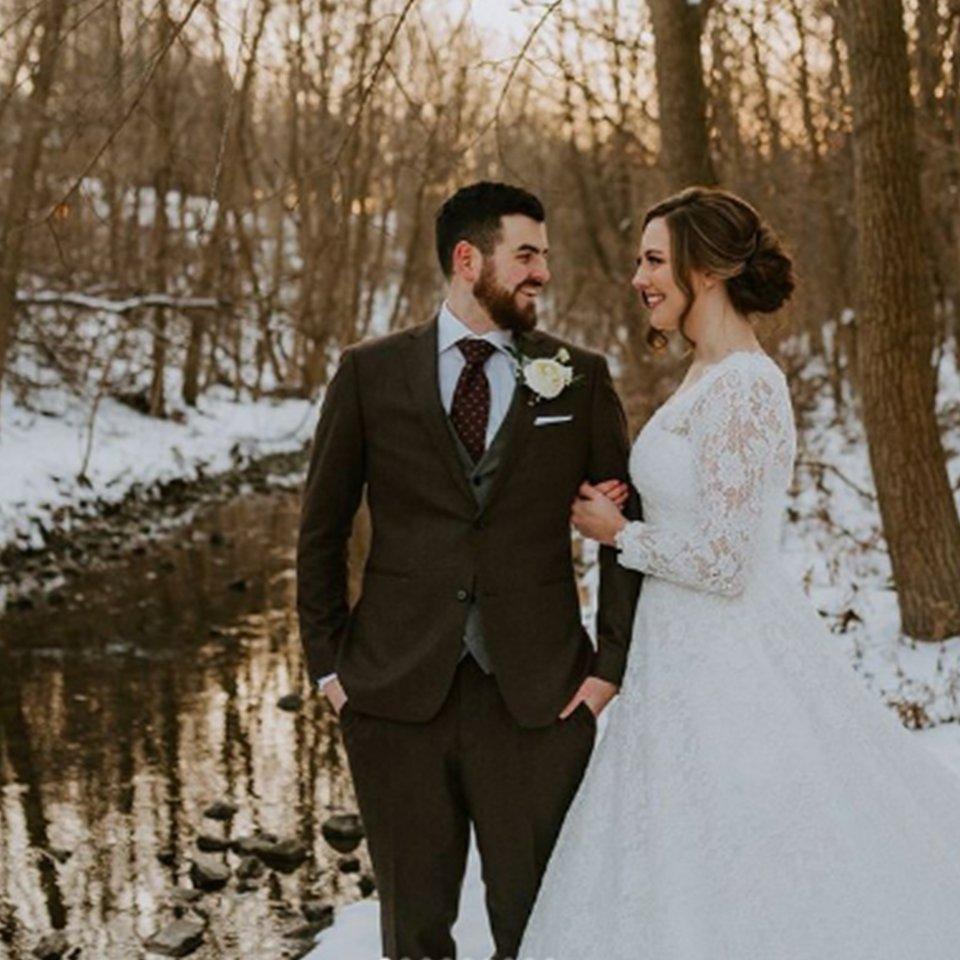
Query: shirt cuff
316 672 338 690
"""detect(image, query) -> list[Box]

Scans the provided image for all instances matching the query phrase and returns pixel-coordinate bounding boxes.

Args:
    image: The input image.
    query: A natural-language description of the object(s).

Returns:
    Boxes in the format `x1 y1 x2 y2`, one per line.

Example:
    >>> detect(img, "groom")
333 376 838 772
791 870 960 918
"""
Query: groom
297 181 641 960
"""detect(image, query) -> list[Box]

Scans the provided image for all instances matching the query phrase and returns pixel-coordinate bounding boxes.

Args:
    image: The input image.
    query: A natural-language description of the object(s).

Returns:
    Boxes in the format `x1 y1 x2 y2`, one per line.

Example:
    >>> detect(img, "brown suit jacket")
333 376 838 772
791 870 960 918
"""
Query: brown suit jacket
296 316 642 727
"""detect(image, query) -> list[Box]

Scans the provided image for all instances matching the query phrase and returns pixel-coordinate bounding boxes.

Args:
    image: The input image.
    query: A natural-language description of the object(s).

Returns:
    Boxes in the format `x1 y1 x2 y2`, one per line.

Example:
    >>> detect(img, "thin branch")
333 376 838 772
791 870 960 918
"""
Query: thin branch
17 291 224 313
40 0 205 224
795 458 877 501
332 0 421 166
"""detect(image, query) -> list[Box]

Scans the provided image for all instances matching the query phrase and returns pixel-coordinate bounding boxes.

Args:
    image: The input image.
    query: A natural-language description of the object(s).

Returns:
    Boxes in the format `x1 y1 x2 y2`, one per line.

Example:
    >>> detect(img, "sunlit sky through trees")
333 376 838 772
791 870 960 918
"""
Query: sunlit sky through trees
201 0 827 154
211 0 537 65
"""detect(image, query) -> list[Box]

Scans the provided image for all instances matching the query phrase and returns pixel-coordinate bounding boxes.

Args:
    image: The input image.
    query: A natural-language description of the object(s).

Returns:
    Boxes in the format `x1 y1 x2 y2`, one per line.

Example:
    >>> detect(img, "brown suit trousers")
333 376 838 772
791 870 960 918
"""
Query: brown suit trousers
342 655 595 959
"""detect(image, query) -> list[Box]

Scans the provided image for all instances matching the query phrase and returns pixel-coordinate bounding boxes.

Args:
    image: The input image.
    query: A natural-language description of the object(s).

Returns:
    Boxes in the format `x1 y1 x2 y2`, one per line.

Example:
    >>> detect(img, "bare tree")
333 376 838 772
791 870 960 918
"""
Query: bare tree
839 0 960 638
0 0 68 394
647 0 717 189
147 0 177 418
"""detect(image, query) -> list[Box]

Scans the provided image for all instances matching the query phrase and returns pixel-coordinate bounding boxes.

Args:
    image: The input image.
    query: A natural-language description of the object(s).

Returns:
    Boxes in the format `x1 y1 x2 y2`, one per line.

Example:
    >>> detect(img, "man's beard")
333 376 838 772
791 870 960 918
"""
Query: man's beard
473 261 541 334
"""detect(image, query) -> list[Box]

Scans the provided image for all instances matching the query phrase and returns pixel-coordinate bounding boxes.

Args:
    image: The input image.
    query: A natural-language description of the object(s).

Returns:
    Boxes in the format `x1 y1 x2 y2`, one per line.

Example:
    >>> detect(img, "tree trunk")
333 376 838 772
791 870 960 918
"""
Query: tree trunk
840 0 960 638
105 0 125 280
148 3 175 419
182 314 203 408
648 0 717 190
0 0 68 391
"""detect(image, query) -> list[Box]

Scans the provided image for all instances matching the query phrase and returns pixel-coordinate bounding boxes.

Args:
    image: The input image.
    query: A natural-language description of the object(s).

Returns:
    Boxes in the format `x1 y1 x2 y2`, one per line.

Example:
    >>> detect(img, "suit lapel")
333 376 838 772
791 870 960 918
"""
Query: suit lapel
402 317 476 505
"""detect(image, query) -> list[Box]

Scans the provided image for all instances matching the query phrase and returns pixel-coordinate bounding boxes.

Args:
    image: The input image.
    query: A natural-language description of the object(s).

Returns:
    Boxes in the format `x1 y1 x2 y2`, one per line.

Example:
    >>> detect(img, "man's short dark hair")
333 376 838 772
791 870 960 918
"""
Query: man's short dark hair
435 181 546 279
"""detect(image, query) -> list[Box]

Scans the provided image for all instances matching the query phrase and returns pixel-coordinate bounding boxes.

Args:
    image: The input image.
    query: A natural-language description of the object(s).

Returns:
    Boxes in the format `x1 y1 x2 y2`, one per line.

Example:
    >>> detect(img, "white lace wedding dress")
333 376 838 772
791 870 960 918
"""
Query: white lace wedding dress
518 351 960 960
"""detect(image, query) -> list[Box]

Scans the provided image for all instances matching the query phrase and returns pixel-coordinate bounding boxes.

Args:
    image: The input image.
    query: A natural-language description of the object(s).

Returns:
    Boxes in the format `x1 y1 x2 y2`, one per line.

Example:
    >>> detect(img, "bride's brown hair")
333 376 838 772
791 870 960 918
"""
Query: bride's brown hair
641 186 795 351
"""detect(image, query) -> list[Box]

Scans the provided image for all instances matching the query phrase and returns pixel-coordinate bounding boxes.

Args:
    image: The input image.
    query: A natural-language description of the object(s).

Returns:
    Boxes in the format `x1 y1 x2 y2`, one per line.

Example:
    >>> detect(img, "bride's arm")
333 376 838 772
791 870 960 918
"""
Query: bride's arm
586 353 643 685
613 366 791 597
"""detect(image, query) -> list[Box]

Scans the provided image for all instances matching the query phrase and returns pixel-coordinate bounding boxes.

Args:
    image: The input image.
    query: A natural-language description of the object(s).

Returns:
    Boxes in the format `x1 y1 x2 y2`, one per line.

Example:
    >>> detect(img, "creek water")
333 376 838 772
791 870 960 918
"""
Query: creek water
0 491 366 960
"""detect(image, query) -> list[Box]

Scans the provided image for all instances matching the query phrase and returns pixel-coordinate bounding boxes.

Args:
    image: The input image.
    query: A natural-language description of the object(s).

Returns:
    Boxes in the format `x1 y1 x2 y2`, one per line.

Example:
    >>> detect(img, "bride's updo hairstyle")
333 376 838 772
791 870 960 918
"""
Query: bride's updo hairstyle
642 186 795 350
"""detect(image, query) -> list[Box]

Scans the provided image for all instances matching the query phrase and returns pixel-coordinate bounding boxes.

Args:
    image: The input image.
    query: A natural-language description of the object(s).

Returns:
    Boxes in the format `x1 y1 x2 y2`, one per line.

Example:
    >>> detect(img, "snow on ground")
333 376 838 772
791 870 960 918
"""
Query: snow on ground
312 833 496 960
0 287 319 580
307 340 960 959
782 342 960 727
0 379 315 557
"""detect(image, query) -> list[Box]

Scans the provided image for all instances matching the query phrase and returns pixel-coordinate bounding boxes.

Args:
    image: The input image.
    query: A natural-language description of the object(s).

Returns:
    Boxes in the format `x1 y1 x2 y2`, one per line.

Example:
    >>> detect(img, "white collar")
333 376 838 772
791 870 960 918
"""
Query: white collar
437 301 514 356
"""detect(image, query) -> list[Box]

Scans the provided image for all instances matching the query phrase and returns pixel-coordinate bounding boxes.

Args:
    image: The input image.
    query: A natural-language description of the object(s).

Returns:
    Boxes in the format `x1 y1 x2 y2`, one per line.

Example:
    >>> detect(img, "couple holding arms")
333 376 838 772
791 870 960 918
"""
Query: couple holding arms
297 182 960 960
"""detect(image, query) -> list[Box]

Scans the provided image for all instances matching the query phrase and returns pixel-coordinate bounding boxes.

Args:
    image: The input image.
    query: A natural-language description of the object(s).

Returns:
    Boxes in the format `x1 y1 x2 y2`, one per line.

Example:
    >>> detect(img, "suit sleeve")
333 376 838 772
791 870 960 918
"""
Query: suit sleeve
296 348 366 683
586 354 642 684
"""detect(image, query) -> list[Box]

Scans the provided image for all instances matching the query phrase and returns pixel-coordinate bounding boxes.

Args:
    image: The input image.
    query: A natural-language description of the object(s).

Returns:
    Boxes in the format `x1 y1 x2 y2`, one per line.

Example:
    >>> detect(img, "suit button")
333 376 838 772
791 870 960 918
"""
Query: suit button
472 476 482 486
456 589 469 602
473 518 485 530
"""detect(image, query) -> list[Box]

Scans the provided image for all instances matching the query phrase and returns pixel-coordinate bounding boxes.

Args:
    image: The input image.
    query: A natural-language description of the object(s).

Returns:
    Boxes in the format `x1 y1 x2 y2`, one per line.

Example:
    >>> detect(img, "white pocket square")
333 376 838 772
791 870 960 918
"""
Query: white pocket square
534 414 574 426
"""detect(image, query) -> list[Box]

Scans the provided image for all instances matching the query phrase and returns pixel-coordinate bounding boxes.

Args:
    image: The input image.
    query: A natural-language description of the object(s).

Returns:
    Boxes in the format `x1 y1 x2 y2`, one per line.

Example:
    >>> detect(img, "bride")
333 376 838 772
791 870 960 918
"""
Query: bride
518 186 960 959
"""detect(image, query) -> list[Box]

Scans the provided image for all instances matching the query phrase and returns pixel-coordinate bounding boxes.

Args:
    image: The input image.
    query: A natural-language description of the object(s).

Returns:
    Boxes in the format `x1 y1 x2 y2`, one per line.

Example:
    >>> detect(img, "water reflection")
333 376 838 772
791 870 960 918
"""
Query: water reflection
0 492 364 960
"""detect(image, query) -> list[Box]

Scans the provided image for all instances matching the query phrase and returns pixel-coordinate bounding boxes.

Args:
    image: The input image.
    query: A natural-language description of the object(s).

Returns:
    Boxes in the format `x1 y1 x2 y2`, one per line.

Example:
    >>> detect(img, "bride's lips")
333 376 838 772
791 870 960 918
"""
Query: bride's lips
642 290 665 310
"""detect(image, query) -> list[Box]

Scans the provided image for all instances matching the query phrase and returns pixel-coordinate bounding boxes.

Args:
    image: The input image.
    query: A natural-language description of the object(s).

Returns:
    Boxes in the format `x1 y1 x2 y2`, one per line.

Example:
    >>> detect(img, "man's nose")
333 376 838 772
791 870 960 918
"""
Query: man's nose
531 262 551 285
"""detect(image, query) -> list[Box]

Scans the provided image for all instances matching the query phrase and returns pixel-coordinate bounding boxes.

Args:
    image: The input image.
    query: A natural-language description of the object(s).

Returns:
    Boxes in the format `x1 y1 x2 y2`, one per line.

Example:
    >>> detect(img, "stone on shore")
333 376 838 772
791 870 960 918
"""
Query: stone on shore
196 833 230 852
168 888 204 907
301 900 334 926
232 831 277 855
202 800 237 821
32 932 70 960
189 855 230 891
257 837 308 871
232 832 306 871
236 855 265 879
321 812 364 853
157 846 177 866
144 918 206 957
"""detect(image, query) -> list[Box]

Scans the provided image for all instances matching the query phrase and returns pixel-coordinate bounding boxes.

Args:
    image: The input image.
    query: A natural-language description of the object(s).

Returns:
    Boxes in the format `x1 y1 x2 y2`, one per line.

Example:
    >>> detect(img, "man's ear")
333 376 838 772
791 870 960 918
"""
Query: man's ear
452 239 480 283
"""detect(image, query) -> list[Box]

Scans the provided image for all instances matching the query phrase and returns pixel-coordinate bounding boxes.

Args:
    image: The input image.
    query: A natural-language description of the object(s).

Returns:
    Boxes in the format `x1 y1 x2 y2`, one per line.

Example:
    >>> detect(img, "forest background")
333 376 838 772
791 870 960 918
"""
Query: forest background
2 0 960 669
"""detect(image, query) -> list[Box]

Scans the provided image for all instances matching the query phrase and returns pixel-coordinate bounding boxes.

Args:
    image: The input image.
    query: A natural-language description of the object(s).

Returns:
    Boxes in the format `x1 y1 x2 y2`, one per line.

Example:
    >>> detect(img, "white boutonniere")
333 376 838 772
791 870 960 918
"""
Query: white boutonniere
508 345 584 405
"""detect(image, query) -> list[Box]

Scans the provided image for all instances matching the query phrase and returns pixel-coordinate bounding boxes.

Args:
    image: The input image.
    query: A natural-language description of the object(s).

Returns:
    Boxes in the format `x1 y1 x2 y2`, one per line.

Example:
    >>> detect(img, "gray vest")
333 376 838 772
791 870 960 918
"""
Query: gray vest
445 387 520 673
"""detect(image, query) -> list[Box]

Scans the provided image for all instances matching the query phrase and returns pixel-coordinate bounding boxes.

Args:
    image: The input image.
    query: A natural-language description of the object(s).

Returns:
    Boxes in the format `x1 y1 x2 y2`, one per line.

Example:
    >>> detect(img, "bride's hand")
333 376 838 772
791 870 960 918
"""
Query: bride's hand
571 481 628 545
593 478 630 510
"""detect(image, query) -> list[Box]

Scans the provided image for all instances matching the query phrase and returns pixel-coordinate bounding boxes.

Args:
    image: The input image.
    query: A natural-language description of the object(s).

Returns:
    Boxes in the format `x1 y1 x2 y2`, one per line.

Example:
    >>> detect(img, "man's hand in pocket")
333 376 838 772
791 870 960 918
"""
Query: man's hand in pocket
321 676 348 716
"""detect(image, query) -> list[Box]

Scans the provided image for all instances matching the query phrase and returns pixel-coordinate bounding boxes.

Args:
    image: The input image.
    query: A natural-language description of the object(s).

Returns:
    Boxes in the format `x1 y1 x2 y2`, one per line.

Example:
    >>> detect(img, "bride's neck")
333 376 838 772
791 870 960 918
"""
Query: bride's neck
686 293 759 365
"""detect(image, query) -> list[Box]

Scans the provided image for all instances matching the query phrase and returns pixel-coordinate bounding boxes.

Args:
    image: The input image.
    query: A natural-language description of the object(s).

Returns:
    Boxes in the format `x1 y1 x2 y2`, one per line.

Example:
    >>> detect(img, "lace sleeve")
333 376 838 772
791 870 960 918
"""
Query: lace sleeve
615 362 791 597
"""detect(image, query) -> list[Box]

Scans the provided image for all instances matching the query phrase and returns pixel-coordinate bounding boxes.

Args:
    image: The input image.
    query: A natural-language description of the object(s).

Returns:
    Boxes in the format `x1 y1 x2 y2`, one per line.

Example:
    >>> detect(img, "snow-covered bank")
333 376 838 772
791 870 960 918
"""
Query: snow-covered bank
1 276 322 580
0 380 316 570
781 341 960 725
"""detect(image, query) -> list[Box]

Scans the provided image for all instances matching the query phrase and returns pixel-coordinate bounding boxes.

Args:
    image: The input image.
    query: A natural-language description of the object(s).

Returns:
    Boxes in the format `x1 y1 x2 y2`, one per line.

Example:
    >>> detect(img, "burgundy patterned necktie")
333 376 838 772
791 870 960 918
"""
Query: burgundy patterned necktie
450 338 497 464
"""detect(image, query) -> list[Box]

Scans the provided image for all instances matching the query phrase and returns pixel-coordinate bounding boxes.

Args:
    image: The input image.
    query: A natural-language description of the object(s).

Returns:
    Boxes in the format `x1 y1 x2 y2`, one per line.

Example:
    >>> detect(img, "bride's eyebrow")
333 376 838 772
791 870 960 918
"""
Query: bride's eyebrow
636 248 664 264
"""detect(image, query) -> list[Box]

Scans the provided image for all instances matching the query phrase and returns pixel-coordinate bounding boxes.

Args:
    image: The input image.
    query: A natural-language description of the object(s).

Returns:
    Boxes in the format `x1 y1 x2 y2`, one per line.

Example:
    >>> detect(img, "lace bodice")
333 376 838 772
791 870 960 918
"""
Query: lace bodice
614 351 795 597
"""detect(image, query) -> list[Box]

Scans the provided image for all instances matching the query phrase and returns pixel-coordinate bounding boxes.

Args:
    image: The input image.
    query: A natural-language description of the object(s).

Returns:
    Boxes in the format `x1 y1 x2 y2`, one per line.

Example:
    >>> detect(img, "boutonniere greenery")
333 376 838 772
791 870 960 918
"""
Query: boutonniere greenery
507 344 585 405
